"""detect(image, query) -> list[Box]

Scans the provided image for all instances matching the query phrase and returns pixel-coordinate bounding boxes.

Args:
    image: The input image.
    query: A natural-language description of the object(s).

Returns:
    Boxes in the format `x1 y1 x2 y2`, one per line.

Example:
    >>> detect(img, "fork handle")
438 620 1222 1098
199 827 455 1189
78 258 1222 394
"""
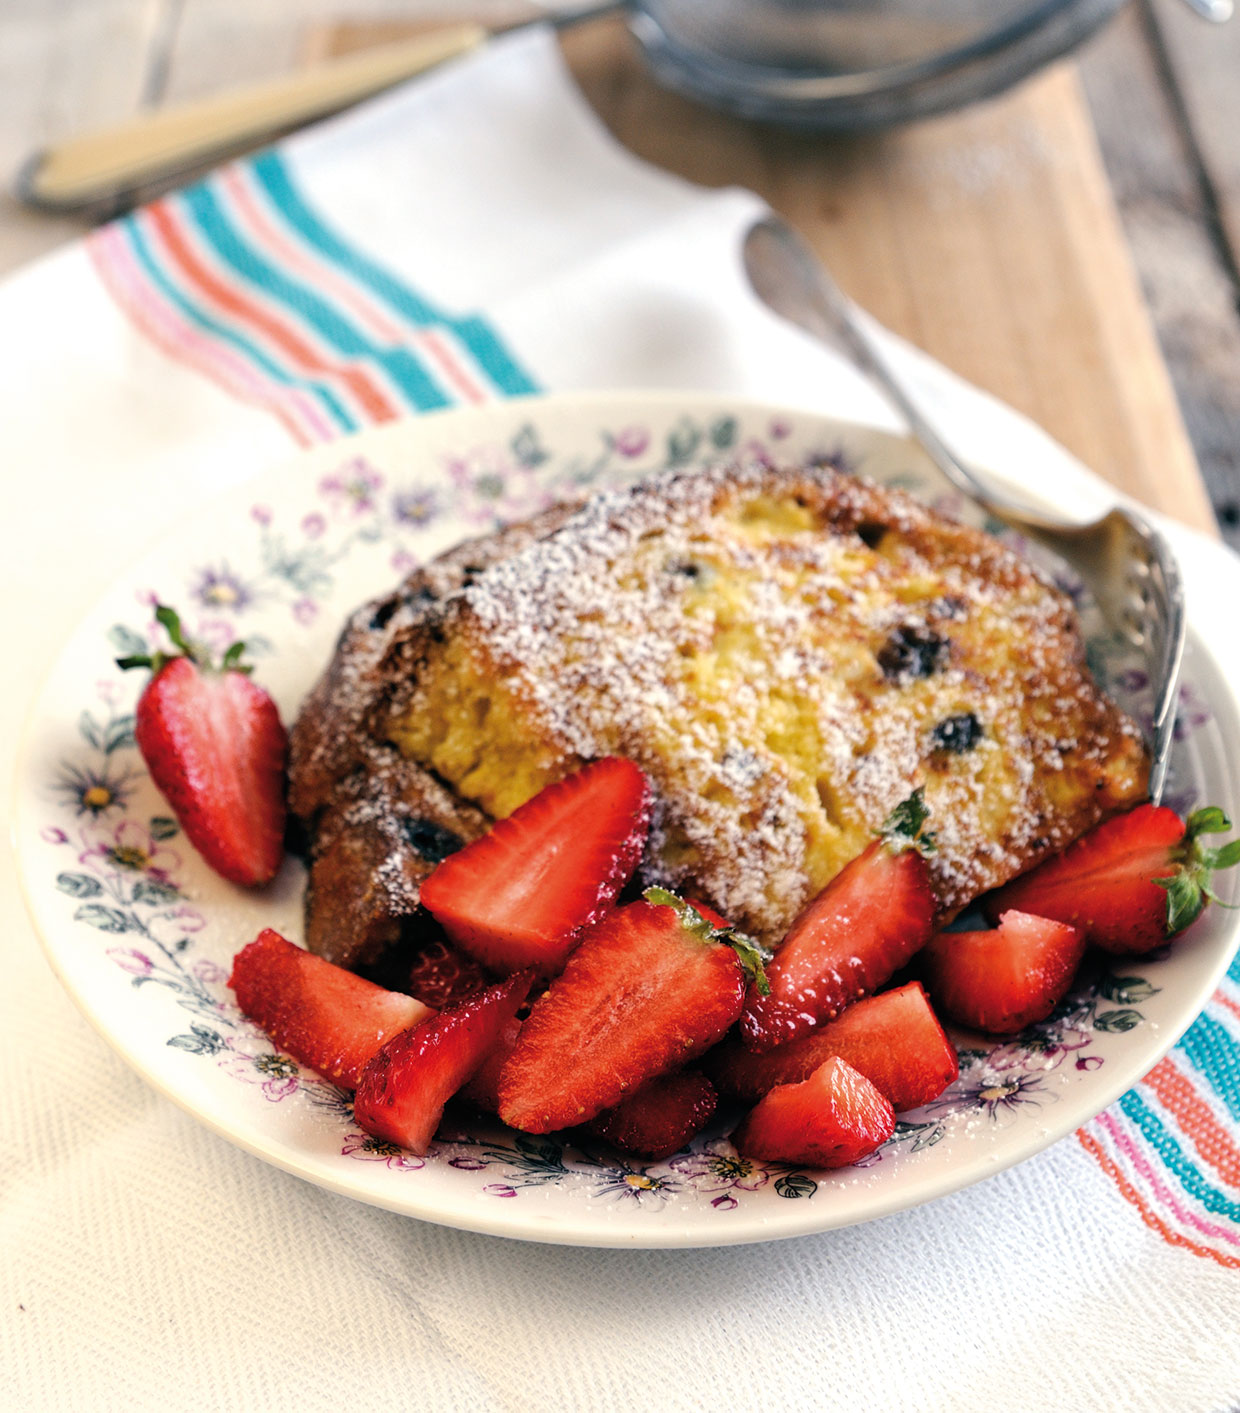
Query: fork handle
745 217 1073 532
19 24 489 211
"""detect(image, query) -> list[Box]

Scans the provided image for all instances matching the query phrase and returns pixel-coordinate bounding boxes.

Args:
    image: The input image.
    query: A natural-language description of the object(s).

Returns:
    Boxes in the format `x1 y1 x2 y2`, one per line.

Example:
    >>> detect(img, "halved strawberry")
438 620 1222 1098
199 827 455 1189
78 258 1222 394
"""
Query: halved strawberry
708 981 958 1111
987 804 1240 955
498 890 767 1134
740 792 937 1051
587 1071 718 1161
921 910 1085 1035
406 938 491 1010
229 928 433 1087
119 604 287 887
354 971 533 1154
732 1056 896 1168
419 756 651 975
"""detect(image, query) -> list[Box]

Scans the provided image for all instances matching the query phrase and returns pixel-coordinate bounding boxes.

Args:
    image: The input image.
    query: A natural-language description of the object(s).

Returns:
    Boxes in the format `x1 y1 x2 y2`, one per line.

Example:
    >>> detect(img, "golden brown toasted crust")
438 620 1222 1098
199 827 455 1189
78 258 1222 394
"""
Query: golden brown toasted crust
290 506 581 967
293 461 1149 961
304 750 490 968
289 502 582 821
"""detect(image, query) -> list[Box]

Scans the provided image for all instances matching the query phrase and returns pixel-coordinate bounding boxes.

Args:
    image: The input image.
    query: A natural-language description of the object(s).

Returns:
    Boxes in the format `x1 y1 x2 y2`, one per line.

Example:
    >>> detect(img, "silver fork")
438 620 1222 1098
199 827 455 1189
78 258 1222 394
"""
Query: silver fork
743 214 1186 804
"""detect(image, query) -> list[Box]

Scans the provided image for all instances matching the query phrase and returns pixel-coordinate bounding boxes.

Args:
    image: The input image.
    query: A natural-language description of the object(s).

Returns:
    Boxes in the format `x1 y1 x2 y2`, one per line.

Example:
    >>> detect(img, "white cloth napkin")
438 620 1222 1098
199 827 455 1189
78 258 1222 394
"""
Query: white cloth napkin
4 26 1239 1413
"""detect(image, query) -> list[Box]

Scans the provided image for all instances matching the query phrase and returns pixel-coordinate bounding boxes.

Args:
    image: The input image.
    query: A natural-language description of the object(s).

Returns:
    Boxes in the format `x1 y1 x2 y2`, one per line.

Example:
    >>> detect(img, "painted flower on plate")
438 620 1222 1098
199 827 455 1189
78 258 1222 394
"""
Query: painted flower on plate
53 761 135 818
930 1070 1051 1125
189 563 253 613
391 484 440 530
342 1132 426 1171
320 457 384 516
611 425 649 458
446 444 547 525
592 1165 679 1203
668 1140 770 1195
79 819 180 886
219 1038 300 1102
107 947 154 976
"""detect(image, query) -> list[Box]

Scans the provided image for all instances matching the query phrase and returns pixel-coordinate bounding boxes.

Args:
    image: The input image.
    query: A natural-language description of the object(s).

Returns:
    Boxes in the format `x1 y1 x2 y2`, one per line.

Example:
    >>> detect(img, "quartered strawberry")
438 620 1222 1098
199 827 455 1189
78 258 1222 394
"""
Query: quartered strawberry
118 604 287 887
739 791 938 1051
458 1014 523 1113
498 889 767 1134
419 756 652 975
586 1071 718 1161
406 938 491 1010
354 971 533 1155
987 804 1240 955
732 1056 896 1168
921 910 1085 1035
708 981 958 1112
229 928 433 1087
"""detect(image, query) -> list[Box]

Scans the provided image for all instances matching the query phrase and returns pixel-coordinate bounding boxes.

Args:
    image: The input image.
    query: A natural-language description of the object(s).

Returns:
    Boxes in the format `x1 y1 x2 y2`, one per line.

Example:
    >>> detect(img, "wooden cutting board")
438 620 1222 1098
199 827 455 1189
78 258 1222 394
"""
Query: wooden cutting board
312 13 1215 534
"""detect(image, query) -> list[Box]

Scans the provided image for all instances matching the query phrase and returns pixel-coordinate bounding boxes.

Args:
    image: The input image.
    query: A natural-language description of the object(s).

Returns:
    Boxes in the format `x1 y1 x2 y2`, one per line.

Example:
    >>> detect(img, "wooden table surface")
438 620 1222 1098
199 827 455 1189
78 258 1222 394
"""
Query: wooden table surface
3 0 1238 544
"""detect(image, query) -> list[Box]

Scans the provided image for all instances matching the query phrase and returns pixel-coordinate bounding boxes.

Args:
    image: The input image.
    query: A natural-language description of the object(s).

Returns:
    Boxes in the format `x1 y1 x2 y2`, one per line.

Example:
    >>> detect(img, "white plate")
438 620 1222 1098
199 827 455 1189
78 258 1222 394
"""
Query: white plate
14 391 1240 1248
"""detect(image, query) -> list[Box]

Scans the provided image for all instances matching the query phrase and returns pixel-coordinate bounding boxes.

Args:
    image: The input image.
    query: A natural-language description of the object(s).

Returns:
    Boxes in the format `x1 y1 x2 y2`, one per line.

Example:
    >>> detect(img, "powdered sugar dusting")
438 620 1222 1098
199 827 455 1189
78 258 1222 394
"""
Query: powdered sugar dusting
389 461 1146 942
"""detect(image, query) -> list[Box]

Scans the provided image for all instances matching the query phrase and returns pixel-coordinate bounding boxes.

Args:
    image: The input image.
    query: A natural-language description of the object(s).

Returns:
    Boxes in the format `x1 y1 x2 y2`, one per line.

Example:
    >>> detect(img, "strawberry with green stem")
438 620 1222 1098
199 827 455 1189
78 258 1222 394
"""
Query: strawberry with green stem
118 604 287 887
498 888 769 1134
987 803 1240 955
740 790 938 1052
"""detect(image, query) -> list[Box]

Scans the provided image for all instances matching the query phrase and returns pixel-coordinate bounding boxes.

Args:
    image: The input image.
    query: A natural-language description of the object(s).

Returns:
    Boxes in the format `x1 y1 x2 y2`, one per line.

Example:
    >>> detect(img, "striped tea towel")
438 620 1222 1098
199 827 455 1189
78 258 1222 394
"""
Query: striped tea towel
2 24 1238 1413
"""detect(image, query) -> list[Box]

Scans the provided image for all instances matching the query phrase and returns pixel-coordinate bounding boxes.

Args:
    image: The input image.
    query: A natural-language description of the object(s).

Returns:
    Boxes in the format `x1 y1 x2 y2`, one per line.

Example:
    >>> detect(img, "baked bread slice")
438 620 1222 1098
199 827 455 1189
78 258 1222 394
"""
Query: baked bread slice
292 460 1148 961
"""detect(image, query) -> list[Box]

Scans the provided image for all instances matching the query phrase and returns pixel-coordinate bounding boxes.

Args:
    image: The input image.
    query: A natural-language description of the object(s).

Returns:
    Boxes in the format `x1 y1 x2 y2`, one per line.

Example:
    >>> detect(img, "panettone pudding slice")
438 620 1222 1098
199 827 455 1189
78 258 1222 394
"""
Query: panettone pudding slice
293 460 1149 959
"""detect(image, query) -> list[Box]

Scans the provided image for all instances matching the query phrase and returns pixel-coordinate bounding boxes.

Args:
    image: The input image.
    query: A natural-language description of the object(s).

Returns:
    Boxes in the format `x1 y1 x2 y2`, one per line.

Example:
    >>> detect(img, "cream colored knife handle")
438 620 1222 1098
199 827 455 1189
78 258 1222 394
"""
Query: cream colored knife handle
23 23 487 210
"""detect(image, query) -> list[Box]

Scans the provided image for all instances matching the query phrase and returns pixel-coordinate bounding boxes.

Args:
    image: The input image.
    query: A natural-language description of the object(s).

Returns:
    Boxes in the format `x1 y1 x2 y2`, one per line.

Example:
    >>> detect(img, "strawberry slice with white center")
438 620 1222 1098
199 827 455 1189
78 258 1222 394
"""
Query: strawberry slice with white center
732 1056 896 1168
354 971 533 1155
119 604 287 887
587 1070 718 1161
740 791 938 1052
229 928 433 1087
987 803 1240 955
498 889 768 1134
921 909 1086 1035
708 981 958 1111
419 756 652 975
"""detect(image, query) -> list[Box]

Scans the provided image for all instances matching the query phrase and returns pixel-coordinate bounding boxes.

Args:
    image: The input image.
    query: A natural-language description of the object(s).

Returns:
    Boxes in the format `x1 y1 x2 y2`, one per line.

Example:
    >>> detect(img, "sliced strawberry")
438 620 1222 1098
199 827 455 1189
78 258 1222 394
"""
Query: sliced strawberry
119 605 287 886
419 756 651 975
458 1014 523 1113
732 1056 896 1168
229 928 432 1087
406 938 491 1010
708 982 958 1111
498 890 765 1133
354 972 533 1154
687 899 732 929
740 792 937 1051
987 804 1240 955
587 1071 718 1161
921 910 1085 1035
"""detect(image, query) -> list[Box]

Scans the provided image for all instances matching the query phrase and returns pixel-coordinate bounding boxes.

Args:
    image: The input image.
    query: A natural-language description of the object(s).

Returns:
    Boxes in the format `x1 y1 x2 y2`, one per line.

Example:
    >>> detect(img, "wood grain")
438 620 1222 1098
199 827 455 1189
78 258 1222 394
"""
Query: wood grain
0 0 161 269
1080 1 1240 539
320 12 1214 532
1145 0 1240 277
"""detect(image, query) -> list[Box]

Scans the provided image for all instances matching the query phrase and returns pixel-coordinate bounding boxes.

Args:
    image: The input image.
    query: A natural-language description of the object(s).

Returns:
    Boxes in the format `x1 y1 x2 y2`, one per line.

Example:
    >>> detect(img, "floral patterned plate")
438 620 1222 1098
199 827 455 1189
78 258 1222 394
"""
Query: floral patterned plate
15 391 1240 1248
